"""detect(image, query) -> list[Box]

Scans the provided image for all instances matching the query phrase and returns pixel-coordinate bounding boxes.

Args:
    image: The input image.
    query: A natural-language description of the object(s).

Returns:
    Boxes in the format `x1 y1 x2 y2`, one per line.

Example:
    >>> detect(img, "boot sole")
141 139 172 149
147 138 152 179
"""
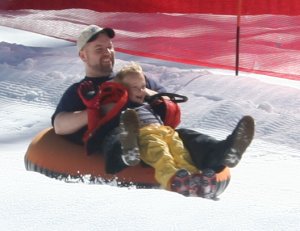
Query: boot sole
223 115 255 167
170 169 191 196
120 109 141 166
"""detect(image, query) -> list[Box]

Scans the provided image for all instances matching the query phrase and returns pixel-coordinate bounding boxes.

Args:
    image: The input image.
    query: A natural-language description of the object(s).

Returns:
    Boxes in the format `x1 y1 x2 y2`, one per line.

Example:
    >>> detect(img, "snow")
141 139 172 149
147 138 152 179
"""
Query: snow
0 26 299 231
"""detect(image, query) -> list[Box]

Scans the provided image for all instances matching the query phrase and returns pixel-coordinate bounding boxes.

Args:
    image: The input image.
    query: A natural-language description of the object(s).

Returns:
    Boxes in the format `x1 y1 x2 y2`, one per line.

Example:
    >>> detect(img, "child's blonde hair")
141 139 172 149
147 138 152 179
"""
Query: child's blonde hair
115 62 144 83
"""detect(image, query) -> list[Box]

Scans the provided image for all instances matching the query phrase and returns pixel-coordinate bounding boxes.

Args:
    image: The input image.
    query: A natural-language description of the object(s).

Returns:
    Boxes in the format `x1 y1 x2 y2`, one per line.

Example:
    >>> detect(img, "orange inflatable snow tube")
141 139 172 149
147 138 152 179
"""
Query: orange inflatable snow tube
24 128 231 192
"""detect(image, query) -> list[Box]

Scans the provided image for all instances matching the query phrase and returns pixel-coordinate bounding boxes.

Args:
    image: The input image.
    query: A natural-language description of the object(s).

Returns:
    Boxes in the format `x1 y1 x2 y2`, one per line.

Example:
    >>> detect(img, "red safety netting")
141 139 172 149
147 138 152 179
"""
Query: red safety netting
2 0 300 15
0 0 300 80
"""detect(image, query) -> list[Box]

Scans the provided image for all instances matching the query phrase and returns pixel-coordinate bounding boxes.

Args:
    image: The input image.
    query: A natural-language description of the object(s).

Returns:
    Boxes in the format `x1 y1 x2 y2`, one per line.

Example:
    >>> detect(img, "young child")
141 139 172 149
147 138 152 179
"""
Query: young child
114 62 209 197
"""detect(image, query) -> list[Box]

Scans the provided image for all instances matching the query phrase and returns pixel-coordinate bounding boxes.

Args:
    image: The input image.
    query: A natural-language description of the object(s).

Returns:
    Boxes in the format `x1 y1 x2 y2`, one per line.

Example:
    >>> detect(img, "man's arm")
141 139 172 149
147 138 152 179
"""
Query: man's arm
145 87 159 96
145 75 167 96
53 110 87 135
52 82 88 135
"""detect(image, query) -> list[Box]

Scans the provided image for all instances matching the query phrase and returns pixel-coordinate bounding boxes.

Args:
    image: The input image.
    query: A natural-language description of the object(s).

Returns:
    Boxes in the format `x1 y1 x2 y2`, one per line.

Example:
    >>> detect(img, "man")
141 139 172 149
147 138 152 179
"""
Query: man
52 25 166 173
52 25 254 194
52 25 164 143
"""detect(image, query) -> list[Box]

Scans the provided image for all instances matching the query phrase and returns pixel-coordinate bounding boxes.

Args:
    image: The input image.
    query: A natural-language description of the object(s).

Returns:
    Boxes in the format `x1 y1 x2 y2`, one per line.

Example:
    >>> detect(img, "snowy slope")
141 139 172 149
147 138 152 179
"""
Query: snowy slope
0 27 299 231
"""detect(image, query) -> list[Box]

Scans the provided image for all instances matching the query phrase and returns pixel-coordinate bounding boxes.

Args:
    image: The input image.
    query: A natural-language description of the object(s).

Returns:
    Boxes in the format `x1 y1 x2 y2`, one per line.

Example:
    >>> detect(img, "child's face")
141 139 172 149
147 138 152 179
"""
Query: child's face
122 73 146 104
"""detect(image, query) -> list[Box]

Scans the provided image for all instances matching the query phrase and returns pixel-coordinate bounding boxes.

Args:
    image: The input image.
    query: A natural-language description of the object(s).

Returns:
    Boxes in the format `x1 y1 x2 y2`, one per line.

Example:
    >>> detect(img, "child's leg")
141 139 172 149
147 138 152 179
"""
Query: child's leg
139 125 180 189
164 126 199 174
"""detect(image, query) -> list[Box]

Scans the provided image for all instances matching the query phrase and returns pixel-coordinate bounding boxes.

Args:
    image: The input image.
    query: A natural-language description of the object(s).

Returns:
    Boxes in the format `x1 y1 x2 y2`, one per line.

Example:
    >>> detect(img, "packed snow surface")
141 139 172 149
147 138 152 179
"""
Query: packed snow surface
0 26 299 231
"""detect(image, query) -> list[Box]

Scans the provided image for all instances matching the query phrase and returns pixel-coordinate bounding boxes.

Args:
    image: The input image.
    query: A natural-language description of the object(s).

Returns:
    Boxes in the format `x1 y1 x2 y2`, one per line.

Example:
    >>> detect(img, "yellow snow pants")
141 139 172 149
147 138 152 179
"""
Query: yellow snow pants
139 125 199 189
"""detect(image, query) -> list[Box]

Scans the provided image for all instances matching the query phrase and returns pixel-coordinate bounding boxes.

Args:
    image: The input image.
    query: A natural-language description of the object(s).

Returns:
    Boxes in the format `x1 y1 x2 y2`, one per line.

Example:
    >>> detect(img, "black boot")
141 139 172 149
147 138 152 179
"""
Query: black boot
102 128 128 174
178 116 255 170
105 141 128 174
221 115 255 167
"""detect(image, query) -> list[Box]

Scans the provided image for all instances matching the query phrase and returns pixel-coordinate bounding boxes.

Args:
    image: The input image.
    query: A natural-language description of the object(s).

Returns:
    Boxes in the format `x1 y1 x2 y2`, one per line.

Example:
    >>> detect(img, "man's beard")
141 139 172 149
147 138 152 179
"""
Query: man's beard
91 59 114 75
100 62 113 74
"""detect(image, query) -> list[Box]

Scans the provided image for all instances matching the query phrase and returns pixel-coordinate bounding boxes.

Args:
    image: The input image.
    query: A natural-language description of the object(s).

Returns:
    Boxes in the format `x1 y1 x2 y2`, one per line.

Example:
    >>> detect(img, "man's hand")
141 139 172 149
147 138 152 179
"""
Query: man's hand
77 81 101 109
145 88 158 97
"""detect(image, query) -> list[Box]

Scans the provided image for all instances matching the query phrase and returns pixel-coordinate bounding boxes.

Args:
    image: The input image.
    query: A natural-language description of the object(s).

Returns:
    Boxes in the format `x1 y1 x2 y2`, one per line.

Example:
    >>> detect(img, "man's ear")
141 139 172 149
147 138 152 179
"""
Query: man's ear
79 50 87 62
